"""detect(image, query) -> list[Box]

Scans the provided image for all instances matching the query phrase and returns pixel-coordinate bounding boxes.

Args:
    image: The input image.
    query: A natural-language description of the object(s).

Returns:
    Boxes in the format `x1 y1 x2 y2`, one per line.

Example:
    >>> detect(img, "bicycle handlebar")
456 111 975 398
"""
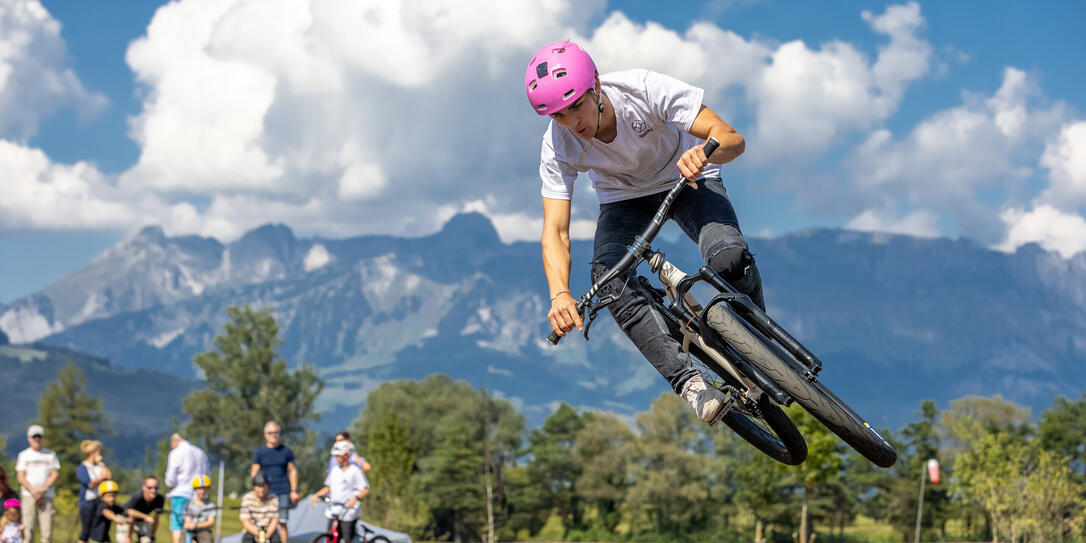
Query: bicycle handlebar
546 138 720 345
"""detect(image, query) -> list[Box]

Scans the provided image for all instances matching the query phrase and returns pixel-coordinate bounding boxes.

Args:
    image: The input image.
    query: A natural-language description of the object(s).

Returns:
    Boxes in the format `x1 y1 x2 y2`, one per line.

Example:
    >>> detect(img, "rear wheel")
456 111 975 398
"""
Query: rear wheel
310 533 334 543
367 537 391 543
689 345 807 465
705 304 898 467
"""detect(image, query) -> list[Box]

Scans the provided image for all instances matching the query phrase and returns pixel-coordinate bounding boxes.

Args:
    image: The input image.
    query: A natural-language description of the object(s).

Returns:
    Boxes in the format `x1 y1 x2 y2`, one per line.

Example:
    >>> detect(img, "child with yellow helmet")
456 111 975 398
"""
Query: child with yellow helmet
182 477 216 543
77 481 124 543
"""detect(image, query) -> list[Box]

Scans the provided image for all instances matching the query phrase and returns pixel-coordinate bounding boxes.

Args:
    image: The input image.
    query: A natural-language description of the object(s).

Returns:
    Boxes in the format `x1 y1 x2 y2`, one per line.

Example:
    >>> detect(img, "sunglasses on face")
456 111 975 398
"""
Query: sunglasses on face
145 486 158 490
30 435 43 439
265 431 279 435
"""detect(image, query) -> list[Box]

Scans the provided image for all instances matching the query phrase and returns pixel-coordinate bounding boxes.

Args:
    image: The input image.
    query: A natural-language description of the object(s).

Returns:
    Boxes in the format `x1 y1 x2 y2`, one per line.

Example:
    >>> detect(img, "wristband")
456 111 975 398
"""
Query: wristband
550 290 571 302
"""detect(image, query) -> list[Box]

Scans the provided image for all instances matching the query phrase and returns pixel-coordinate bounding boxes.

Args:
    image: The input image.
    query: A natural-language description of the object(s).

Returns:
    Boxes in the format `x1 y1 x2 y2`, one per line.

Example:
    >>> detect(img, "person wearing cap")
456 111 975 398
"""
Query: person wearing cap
324 432 370 476
239 472 279 543
77 481 123 543
181 477 215 543
310 442 369 543
1 498 21 543
15 425 59 543
163 433 209 543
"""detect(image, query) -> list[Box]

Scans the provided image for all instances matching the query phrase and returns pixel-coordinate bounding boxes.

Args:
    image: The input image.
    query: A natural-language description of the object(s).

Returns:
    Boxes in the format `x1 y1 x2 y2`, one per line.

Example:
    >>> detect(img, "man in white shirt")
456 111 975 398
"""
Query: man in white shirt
163 433 210 543
15 425 60 543
310 442 369 543
528 41 759 424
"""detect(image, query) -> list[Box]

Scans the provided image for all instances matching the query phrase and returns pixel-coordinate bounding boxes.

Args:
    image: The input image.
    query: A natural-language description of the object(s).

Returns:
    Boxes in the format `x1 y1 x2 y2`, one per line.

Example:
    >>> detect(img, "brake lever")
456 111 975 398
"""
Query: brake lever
582 294 617 340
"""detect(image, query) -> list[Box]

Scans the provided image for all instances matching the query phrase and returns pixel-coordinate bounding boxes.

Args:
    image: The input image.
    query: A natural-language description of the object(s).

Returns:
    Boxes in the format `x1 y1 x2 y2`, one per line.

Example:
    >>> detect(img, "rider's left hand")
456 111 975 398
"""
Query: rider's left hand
289 491 299 505
346 497 357 509
677 142 713 187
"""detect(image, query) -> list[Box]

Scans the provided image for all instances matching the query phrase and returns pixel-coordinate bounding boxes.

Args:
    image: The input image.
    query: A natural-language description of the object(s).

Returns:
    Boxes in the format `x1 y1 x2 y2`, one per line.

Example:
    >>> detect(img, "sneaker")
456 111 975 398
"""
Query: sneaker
681 374 727 424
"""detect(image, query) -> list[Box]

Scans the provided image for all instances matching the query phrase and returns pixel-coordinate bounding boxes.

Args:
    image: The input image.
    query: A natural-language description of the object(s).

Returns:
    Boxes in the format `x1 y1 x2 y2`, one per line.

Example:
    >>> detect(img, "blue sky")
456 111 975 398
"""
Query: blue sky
1 0 1084 303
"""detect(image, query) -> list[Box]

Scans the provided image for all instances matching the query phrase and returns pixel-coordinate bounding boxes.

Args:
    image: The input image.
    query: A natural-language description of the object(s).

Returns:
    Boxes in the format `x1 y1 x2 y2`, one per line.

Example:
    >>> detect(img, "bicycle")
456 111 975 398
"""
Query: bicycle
547 137 898 468
310 497 389 543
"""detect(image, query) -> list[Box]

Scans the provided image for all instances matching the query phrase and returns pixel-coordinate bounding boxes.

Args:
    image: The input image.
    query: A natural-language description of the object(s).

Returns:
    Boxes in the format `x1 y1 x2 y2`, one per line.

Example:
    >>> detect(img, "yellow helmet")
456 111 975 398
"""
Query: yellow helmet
98 480 119 495
192 475 211 489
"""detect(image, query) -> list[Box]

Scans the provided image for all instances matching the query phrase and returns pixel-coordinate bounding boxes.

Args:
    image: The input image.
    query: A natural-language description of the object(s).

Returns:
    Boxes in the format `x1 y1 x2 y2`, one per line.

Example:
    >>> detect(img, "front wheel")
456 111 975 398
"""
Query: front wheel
705 304 898 467
365 537 391 543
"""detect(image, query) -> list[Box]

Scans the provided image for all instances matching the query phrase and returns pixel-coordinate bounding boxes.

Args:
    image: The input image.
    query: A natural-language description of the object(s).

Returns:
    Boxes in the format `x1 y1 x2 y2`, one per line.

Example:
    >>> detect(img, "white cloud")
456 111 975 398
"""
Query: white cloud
846 208 940 238
998 205 1086 258
840 67 1067 245
0 0 106 140
1037 121 1086 208
6 0 1081 262
0 140 152 229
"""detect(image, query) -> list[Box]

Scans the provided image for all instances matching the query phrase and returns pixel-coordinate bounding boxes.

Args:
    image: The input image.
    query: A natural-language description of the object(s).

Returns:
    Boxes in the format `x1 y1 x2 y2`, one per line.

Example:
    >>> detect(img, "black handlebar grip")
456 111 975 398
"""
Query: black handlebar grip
703 137 720 159
547 330 562 345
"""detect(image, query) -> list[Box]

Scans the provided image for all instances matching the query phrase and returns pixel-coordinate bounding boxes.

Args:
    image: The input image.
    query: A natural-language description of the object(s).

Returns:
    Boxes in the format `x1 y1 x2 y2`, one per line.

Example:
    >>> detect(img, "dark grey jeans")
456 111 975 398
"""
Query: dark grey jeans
591 177 764 393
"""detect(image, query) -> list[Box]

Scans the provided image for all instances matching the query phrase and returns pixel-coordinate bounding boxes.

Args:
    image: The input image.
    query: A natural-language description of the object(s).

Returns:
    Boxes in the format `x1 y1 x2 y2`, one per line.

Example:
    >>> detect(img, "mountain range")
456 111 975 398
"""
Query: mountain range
2 213 1084 435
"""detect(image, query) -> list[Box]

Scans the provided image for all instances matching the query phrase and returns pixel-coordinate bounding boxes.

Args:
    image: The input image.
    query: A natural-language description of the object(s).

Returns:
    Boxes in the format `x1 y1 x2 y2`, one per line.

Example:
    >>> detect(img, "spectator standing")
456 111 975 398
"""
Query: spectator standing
182 477 215 543
163 434 209 543
1 499 21 543
124 477 165 543
0 468 16 513
239 473 279 543
78 481 124 543
15 425 59 543
76 441 113 506
324 432 370 476
250 422 297 543
311 442 369 543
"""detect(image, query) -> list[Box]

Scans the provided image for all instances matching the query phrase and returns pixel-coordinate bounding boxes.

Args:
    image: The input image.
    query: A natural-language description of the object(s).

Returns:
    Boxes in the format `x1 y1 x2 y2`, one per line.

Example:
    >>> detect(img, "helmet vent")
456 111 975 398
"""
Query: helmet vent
528 80 538 91
563 88 576 100
553 69 567 79
553 47 566 54
536 103 548 111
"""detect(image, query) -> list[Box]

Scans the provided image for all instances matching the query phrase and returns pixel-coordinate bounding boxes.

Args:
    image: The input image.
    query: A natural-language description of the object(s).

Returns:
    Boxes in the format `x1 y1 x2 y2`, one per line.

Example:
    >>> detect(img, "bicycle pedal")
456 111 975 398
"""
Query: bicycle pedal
707 397 735 427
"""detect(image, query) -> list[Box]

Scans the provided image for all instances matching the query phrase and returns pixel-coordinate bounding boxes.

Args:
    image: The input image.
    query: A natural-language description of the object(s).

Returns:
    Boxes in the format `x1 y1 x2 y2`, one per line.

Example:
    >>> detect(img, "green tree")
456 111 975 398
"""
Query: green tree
182 305 322 490
784 405 844 543
38 362 110 487
573 412 634 534
1021 449 1086 541
420 419 486 543
525 403 586 533
364 411 424 532
953 418 1030 542
625 393 713 539
888 400 953 540
350 375 524 542
1038 394 1086 477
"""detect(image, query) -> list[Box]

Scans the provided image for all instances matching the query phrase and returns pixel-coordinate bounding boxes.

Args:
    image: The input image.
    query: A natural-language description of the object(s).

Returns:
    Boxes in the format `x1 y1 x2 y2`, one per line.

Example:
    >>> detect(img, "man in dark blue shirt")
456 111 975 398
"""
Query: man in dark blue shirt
250 422 297 543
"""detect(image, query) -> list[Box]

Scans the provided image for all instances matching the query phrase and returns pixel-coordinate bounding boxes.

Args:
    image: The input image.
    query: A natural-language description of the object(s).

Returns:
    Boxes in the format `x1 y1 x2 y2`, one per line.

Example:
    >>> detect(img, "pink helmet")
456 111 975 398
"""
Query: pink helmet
524 41 597 116
3 498 19 509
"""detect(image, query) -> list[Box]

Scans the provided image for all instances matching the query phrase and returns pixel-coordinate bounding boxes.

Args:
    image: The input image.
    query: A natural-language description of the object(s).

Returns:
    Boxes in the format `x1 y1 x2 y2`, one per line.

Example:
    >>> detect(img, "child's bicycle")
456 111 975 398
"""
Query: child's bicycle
310 497 389 543
548 137 898 468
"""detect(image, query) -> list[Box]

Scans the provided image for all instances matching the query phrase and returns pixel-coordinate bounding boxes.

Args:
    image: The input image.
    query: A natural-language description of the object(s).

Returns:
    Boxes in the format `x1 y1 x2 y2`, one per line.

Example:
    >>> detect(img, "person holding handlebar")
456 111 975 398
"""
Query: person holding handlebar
527 40 762 424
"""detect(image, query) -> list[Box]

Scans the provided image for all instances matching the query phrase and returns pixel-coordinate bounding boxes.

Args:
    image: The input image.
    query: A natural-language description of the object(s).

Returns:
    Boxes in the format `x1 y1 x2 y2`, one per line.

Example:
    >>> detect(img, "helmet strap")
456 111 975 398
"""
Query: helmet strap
594 90 604 134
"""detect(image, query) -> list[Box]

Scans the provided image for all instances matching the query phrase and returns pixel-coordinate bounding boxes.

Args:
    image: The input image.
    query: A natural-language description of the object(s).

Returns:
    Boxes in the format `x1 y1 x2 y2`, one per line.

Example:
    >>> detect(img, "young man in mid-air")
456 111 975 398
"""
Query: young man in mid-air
527 41 764 424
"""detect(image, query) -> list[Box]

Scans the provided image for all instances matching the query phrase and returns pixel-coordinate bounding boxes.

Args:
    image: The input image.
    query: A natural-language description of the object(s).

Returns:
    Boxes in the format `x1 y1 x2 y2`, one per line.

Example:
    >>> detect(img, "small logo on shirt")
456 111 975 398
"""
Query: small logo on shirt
632 119 653 137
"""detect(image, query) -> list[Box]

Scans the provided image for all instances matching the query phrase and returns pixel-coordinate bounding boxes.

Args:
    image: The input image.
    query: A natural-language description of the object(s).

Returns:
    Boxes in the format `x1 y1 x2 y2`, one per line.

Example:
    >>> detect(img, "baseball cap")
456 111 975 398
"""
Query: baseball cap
27 425 44 438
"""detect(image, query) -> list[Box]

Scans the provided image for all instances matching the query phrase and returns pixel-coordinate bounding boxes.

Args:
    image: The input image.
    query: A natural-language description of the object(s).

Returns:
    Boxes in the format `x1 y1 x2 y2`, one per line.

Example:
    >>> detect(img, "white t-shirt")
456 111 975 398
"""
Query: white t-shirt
322 464 368 522
83 461 105 501
15 447 61 499
165 440 210 499
539 68 720 204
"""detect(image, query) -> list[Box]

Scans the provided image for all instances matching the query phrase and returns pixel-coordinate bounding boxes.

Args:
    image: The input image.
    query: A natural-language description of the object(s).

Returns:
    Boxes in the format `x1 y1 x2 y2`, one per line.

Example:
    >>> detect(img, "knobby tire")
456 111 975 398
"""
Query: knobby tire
705 304 898 467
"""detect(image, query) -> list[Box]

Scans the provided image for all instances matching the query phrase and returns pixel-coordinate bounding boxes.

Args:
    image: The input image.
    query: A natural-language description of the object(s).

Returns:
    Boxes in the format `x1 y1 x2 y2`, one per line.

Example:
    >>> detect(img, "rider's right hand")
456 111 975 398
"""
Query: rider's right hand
548 292 583 336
